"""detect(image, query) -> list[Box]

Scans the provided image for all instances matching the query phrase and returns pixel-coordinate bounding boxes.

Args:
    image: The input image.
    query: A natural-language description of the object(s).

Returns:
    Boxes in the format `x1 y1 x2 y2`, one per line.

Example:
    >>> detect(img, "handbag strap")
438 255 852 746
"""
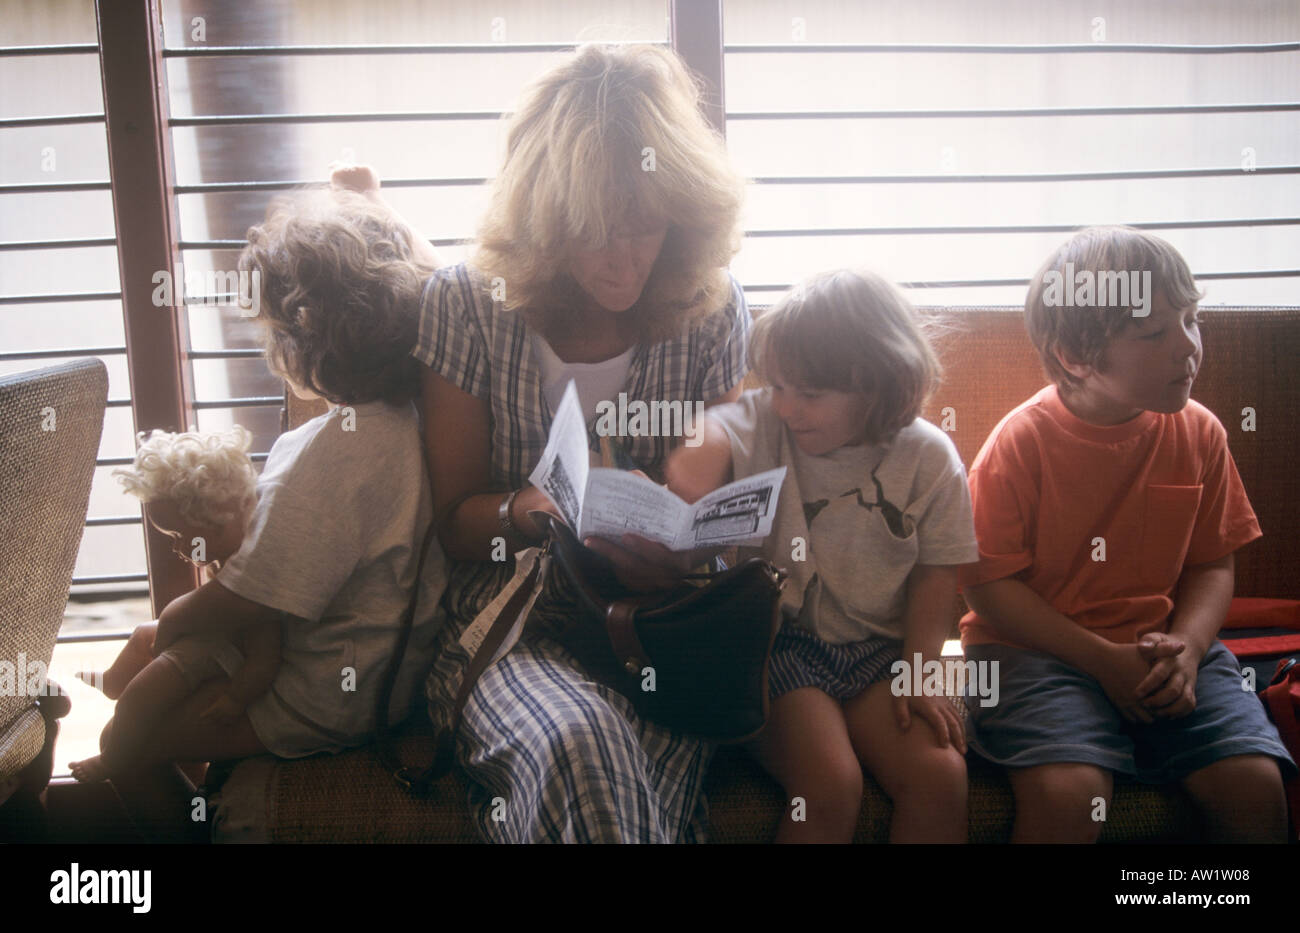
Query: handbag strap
372 498 442 791
376 531 550 796
428 547 549 784
606 601 650 674
372 443 480 793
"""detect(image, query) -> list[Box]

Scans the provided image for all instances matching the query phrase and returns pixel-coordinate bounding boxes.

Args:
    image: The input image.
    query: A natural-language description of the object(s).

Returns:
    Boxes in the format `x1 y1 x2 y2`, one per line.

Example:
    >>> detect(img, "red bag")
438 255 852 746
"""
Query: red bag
1260 658 1300 841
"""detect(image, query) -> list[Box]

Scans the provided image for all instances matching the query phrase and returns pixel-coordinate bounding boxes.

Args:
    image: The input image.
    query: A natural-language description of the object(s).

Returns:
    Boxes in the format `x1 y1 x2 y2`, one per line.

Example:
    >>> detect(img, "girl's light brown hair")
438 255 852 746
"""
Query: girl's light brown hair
751 269 941 445
472 43 744 343
239 188 431 406
1025 225 1203 391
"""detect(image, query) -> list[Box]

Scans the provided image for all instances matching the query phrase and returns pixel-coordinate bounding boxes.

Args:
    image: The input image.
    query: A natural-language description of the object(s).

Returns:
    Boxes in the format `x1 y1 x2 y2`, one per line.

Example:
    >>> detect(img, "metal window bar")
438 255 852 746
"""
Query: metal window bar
0 182 112 194
173 177 486 193
744 219 1300 237
743 270 1300 293
724 41 1300 54
161 41 669 57
728 103 1300 120
0 44 99 56
0 238 118 250
0 292 123 304
0 114 105 128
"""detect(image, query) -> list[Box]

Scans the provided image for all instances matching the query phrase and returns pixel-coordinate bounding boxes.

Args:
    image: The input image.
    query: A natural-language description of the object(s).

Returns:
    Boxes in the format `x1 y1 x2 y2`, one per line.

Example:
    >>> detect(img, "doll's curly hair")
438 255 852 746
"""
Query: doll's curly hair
239 188 431 405
113 426 257 529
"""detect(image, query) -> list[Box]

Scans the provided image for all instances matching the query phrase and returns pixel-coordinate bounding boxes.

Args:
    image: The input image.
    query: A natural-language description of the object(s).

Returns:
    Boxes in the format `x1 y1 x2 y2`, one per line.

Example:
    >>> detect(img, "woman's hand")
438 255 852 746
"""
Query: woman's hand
512 484 563 541
583 533 694 593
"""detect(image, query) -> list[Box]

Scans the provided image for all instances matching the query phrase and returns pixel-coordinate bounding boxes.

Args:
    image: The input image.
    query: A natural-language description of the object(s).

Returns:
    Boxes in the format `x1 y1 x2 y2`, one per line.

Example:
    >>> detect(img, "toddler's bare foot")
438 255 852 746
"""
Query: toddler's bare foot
69 755 111 783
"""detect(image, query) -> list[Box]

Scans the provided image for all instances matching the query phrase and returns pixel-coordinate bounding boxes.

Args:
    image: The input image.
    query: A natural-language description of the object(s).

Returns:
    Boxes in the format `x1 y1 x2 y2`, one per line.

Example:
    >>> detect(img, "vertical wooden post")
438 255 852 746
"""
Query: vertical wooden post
97 0 199 613
670 0 726 138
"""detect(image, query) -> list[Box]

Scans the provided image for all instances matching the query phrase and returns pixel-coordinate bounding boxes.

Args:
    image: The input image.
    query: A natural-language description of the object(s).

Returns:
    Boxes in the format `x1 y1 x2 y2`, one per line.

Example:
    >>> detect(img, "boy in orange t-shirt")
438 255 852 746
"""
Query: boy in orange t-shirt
961 226 1293 843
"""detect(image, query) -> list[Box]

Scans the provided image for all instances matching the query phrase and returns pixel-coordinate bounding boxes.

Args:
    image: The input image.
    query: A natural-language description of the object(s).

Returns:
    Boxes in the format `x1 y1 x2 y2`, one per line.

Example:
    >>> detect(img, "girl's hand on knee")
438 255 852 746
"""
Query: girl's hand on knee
895 693 966 753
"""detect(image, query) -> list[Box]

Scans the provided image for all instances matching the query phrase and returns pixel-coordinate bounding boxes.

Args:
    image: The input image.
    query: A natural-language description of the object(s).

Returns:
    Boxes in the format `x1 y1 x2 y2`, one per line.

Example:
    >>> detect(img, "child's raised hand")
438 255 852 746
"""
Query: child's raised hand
891 692 967 753
329 161 381 197
200 692 246 725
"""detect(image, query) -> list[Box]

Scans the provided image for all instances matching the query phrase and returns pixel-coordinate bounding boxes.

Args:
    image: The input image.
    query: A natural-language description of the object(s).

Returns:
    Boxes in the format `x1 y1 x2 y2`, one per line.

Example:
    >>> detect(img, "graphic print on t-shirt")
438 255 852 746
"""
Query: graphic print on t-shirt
803 463 910 538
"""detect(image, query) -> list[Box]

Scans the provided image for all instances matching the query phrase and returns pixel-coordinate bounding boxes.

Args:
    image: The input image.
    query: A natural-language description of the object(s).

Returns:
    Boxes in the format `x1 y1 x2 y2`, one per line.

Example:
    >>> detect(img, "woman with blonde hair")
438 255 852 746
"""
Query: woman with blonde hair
351 43 748 842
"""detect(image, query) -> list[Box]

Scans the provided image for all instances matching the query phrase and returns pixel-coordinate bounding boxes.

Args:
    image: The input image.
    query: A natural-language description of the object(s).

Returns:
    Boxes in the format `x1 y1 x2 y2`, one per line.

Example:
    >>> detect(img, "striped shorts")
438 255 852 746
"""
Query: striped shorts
425 576 714 844
768 616 902 702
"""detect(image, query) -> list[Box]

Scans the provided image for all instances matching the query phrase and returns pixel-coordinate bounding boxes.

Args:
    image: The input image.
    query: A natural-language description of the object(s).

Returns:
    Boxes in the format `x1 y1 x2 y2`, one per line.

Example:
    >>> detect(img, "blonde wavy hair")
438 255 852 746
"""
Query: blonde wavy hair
113 427 257 529
751 269 942 446
472 43 745 343
240 188 432 405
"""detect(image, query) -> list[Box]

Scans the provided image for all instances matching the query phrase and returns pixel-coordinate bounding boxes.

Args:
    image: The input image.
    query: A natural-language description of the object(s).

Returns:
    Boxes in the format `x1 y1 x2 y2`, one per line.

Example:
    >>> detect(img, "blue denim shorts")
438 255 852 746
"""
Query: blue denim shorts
963 640 1296 784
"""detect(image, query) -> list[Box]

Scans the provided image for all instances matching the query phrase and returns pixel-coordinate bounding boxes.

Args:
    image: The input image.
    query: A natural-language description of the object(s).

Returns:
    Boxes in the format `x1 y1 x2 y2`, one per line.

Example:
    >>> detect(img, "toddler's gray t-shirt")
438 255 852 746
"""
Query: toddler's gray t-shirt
711 388 977 644
217 399 446 755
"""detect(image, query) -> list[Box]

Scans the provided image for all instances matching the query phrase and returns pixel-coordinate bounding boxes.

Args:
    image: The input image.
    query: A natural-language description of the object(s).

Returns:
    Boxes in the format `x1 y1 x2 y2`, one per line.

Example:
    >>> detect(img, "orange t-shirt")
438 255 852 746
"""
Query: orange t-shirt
959 385 1261 648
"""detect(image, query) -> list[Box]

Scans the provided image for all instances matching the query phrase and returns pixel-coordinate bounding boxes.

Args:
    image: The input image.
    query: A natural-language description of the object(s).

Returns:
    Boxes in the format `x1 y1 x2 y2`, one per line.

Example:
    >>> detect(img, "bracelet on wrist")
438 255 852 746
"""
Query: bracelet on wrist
498 489 542 543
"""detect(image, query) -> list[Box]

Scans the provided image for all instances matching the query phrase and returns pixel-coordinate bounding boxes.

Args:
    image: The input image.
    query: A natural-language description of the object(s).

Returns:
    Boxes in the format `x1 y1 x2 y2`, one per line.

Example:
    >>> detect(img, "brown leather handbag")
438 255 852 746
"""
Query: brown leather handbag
535 512 787 742
378 511 786 796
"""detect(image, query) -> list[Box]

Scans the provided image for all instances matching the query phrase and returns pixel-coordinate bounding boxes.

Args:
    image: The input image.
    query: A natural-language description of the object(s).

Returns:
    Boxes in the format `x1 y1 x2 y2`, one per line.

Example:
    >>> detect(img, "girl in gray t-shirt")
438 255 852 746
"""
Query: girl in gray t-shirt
668 269 978 843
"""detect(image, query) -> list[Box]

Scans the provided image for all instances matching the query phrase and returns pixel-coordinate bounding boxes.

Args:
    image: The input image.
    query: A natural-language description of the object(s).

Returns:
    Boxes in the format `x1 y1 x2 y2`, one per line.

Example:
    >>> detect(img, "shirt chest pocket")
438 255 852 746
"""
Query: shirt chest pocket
844 506 920 617
1139 484 1203 589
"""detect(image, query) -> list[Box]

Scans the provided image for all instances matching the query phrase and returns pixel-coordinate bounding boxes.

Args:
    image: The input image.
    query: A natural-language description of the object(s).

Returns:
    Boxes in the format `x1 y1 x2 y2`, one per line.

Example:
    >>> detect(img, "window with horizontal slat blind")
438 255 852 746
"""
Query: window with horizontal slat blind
722 0 1300 308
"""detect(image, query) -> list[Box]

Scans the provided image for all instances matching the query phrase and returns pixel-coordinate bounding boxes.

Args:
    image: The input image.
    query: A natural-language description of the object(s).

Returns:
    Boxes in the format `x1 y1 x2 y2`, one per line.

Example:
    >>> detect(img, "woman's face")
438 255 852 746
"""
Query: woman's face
566 220 668 313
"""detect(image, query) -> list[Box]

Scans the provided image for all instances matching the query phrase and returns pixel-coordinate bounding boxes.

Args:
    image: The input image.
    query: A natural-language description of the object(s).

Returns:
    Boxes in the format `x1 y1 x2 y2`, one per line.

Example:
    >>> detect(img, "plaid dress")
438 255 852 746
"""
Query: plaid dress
413 262 750 842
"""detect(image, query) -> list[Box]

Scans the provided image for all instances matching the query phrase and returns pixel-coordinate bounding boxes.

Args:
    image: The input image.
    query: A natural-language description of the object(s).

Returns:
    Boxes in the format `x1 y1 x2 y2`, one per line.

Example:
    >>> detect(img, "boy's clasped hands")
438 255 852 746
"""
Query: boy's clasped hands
1105 632 1198 723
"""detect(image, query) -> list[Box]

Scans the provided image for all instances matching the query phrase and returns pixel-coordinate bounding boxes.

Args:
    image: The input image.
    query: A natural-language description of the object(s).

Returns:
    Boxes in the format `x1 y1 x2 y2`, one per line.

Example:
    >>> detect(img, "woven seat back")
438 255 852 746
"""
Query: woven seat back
0 358 107 761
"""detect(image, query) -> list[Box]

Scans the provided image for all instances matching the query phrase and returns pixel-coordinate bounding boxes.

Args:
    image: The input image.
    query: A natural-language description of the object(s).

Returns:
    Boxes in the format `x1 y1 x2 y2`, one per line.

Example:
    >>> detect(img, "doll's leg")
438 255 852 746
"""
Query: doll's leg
749 687 863 843
77 621 157 700
843 681 968 843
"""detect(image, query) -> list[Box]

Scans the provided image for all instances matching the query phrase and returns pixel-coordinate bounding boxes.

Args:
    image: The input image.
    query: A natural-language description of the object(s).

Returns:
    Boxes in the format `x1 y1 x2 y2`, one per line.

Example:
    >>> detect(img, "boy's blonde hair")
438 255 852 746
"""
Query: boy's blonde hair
472 43 744 343
1025 226 1204 390
751 269 941 445
114 427 256 528
239 188 431 406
